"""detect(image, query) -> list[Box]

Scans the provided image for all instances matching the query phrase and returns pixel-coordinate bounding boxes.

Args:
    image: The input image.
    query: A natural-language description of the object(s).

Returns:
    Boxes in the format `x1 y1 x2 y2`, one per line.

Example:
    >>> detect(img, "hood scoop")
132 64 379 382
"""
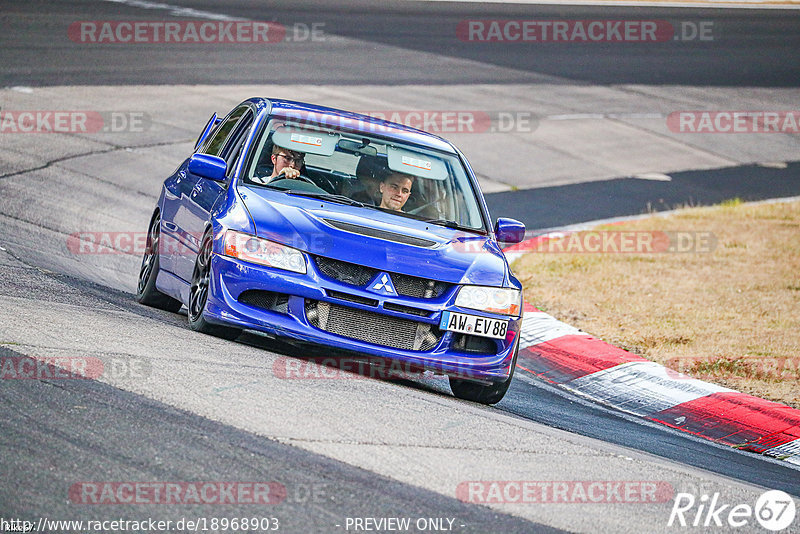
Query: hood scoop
322 218 437 248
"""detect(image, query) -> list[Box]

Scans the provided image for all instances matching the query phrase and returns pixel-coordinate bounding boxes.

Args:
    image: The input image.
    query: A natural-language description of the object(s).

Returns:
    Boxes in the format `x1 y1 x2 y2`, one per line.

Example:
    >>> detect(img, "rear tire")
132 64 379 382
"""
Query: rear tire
137 211 183 313
188 230 242 341
449 340 518 405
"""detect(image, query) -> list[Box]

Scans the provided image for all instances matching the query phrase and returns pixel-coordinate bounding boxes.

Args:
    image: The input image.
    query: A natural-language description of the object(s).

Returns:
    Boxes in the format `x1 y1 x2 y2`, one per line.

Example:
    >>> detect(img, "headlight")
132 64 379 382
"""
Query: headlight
223 230 307 274
455 286 521 316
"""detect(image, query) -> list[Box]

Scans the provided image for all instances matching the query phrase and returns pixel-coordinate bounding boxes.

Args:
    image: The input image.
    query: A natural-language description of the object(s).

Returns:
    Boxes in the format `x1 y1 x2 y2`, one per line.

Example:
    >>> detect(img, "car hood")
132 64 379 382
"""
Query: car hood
238 187 508 286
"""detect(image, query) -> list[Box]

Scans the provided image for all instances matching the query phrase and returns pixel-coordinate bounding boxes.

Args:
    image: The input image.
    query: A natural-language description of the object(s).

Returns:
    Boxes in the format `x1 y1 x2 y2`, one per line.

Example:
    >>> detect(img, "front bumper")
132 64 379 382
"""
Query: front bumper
203 253 521 383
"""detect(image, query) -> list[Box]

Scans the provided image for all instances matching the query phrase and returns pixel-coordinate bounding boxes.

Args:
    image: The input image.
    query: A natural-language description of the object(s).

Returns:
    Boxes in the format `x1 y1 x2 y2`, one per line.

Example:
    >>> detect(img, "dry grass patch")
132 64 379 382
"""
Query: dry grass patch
515 199 800 408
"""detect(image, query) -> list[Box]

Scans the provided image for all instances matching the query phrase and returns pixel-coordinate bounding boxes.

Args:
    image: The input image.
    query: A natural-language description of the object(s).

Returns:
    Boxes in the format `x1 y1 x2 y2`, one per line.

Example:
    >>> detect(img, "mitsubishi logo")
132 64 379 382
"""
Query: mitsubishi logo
370 273 396 295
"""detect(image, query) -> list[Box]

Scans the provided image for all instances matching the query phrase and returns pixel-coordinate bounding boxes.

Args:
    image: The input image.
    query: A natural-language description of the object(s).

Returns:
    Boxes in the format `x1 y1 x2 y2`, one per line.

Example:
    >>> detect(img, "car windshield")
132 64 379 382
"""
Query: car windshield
243 118 487 232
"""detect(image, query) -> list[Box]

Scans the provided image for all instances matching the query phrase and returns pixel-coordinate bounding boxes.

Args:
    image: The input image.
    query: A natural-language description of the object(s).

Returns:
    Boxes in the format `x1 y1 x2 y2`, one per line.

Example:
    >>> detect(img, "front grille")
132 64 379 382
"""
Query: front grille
305 300 441 351
312 256 451 299
392 273 449 299
314 256 374 286
326 290 378 307
238 290 289 314
383 302 431 317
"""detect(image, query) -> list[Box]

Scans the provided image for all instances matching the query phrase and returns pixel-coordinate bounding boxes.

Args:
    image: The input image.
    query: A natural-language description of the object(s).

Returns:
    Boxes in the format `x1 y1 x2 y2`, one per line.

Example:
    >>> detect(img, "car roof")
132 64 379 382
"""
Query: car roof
245 98 459 155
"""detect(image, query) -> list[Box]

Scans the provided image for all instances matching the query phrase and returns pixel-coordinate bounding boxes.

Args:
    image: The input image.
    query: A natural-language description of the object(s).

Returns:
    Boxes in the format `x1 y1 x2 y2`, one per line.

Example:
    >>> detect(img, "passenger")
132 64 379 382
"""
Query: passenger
379 172 415 212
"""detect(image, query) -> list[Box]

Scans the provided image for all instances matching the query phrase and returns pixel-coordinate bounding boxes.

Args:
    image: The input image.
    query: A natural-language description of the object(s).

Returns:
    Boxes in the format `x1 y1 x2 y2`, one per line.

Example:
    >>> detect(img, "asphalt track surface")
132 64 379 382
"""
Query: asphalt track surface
485 161 800 230
3 0 800 86
2 1 800 532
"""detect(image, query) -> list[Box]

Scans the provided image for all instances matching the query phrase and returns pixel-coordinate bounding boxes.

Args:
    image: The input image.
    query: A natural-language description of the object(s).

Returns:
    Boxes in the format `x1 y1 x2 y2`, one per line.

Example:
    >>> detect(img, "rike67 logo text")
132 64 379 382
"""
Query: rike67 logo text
669 490 796 531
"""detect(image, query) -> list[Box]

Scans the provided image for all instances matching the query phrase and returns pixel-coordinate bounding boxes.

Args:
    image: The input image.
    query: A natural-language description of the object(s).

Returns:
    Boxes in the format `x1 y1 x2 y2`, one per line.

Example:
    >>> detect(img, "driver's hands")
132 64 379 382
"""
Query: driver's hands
278 167 301 179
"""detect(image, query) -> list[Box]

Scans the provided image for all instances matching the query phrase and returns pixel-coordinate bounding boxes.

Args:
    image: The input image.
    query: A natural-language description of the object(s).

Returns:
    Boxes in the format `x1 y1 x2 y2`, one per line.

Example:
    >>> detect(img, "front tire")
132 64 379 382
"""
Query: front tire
449 340 519 405
137 211 183 313
188 230 242 341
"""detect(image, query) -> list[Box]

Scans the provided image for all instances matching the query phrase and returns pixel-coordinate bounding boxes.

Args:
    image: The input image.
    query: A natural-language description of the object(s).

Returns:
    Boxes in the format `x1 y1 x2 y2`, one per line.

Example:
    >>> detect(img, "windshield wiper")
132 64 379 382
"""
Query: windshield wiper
424 218 485 234
284 190 365 207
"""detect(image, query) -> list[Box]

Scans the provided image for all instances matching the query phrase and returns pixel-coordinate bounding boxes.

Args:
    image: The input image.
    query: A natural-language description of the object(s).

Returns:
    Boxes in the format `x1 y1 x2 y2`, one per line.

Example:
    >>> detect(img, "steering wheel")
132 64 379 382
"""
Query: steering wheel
276 169 316 185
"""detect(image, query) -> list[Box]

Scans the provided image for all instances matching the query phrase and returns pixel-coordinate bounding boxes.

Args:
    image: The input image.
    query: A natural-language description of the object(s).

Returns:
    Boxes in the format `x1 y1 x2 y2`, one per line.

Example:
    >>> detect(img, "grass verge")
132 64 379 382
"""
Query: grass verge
514 198 800 409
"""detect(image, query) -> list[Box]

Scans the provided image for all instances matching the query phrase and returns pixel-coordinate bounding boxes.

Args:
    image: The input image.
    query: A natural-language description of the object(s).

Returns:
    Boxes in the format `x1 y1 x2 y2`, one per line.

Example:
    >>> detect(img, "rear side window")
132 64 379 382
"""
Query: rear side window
225 111 254 176
201 106 248 157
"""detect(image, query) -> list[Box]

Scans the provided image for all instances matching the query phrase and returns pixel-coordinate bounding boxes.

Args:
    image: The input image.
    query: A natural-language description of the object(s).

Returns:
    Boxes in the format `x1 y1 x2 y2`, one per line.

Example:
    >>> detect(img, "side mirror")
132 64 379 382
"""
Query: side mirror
495 217 525 244
188 153 227 182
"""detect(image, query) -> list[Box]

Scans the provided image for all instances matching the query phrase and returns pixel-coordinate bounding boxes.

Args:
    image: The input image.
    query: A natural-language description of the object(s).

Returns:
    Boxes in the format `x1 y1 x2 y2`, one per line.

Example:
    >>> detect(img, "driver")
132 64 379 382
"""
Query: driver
253 145 305 184
379 172 414 212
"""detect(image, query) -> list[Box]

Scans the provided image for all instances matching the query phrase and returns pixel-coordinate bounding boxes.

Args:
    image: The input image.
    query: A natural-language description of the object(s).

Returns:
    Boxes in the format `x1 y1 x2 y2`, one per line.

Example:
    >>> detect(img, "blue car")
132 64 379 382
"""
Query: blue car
137 98 526 404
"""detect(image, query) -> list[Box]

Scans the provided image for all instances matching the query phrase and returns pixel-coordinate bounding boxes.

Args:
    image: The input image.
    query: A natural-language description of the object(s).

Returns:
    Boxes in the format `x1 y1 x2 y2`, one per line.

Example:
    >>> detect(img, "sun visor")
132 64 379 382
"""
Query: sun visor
386 146 448 181
271 126 339 156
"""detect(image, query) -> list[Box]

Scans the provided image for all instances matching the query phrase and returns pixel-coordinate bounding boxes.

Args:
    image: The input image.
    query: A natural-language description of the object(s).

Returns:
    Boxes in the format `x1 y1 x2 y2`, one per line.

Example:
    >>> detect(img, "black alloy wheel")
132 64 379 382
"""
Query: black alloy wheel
188 230 241 340
136 211 182 312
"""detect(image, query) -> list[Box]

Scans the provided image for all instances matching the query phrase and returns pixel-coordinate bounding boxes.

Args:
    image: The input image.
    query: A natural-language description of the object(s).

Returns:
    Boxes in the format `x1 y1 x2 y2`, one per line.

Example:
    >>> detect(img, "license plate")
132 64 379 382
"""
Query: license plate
439 311 508 339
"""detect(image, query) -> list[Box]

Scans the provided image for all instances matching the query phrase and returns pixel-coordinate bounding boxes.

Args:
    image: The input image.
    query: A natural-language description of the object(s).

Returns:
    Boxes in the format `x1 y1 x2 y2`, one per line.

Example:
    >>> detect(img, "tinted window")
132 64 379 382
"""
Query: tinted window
225 111 254 176
201 106 248 157
244 119 487 232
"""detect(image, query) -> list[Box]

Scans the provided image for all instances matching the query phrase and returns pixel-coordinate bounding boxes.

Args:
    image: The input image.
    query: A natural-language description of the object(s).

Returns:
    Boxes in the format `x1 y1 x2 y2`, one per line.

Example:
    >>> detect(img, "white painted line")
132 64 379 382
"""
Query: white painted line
547 113 664 121
565 361 734 417
514 368 800 471
101 0 245 21
548 113 607 120
519 310 587 348
765 438 800 461
758 161 789 169
632 172 672 181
